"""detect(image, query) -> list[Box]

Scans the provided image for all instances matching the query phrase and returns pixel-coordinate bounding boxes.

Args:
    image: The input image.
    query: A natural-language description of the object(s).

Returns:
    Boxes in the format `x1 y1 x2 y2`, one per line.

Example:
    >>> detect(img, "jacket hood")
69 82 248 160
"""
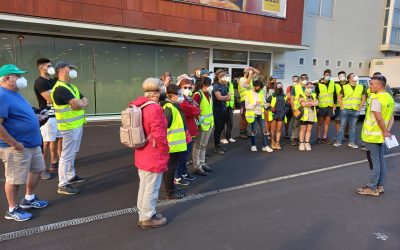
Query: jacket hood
130 96 153 107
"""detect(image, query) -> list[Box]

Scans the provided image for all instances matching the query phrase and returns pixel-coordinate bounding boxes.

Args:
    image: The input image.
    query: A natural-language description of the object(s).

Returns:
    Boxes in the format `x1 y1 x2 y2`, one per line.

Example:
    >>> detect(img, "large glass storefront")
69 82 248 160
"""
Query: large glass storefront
0 32 209 115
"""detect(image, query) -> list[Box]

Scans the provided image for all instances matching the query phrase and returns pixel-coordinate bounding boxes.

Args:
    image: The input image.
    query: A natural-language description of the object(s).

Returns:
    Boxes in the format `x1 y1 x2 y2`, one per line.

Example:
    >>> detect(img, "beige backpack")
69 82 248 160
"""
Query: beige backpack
120 101 156 148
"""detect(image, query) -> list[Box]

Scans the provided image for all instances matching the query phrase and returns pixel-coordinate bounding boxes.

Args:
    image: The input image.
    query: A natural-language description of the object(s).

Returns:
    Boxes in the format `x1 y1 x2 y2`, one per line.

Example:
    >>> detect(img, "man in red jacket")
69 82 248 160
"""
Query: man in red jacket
129 78 169 230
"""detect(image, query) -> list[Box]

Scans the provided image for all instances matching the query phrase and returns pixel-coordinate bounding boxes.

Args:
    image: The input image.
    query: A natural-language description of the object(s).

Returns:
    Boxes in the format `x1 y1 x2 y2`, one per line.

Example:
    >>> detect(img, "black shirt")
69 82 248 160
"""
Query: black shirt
34 77 56 110
53 83 85 106
212 82 228 111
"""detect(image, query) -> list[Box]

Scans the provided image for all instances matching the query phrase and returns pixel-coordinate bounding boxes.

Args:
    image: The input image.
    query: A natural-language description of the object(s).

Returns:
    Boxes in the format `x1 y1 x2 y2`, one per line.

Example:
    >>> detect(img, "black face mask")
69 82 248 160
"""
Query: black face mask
255 89 261 93
276 88 283 93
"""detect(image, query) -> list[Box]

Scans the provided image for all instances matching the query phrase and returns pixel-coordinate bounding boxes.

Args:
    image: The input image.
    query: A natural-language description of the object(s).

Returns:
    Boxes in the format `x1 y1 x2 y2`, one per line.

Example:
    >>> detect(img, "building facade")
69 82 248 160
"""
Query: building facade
0 0 306 115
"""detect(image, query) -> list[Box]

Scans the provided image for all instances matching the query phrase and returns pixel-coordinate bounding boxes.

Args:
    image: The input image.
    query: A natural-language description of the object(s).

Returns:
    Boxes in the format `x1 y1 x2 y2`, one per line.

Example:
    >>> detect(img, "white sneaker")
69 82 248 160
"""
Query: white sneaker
251 146 257 152
305 143 312 151
348 142 359 149
299 143 305 151
228 138 236 143
221 139 229 144
262 146 273 152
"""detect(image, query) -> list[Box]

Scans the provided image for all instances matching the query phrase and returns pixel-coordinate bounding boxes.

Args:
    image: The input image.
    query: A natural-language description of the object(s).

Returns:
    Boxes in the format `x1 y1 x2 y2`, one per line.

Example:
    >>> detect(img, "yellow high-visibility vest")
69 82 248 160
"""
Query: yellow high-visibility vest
342 84 364 110
245 90 264 123
317 80 335 108
196 91 214 131
238 78 253 102
268 95 288 123
163 102 187 153
300 93 317 122
226 82 234 108
294 84 306 110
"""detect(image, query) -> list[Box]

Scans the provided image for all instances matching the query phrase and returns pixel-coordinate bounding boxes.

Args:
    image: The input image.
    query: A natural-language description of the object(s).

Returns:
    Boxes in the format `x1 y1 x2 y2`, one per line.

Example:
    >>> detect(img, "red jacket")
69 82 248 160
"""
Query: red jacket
179 98 201 137
129 97 169 173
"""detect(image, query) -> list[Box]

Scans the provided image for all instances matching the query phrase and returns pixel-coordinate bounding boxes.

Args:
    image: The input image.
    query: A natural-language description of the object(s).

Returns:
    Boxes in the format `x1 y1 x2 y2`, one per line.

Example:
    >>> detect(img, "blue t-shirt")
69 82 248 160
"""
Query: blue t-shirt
0 87 42 148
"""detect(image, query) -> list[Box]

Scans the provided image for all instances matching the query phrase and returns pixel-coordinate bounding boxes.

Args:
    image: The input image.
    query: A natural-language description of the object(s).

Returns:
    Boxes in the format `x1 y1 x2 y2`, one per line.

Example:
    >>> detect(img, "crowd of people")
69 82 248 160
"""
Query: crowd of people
0 60 395 231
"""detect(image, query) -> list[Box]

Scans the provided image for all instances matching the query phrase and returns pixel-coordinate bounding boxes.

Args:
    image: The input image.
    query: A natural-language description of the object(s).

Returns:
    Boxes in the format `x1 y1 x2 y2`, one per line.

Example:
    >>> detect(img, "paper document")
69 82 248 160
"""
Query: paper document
384 135 399 149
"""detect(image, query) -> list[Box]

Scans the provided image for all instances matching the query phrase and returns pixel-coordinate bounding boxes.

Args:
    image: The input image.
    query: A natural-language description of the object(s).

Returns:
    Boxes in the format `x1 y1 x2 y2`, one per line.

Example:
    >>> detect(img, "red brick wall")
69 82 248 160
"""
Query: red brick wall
0 0 304 45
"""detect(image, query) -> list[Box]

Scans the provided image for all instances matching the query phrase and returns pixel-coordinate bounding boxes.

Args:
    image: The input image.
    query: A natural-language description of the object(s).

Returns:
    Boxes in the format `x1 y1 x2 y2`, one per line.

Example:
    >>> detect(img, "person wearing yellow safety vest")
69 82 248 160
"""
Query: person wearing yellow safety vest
238 67 259 139
245 80 273 152
315 69 336 144
161 84 188 200
192 77 214 176
285 75 299 139
221 75 236 144
266 82 290 150
263 77 277 139
334 71 348 141
51 61 88 195
298 82 319 151
356 75 395 197
290 74 309 146
333 73 367 148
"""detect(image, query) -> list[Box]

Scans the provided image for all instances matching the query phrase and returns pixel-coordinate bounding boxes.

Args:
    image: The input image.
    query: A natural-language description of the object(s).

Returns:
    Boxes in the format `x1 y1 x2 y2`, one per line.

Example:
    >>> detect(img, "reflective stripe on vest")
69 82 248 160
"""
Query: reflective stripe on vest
226 82 235 108
51 81 85 131
268 95 288 123
238 78 253 102
361 91 394 143
317 80 335 108
163 103 187 153
342 84 363 110
245 90 264 123
301 93 317 122
197 91 214 131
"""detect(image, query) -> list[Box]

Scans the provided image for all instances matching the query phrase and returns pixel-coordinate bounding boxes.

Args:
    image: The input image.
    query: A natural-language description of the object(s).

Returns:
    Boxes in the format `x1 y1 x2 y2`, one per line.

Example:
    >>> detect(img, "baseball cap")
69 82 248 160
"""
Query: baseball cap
55 61 76 70
199 69 209 76
0 64 27 77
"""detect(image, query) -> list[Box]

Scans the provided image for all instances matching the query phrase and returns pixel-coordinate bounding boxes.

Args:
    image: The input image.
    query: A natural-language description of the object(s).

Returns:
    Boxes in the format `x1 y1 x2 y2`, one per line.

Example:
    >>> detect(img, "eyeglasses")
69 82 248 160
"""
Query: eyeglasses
182 86 193 90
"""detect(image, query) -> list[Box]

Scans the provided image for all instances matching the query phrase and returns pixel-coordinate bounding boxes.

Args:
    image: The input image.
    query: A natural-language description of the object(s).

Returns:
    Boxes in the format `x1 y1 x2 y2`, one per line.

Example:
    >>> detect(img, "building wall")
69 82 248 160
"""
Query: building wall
0 0 304 45
274 0 386 84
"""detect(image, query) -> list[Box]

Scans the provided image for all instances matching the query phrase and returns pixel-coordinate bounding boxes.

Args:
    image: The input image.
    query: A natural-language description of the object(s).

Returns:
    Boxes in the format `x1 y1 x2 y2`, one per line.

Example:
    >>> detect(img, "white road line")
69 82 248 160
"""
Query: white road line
1 152 399 242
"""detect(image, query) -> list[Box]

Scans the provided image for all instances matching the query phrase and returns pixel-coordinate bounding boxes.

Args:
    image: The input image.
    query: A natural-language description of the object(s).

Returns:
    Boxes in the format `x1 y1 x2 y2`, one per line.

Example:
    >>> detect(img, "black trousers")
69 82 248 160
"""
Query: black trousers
214 109 227 147
224 107 234 140
163 152 182 195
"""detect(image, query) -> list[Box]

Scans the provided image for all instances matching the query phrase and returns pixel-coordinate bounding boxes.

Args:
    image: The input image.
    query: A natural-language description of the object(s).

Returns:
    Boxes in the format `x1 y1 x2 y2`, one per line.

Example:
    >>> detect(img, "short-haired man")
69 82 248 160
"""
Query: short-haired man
0 64 48 221
356 75 394 196
334 71 347 141
52 61 89 195
316 69 336 144
290 73 308 146
34 58 61 180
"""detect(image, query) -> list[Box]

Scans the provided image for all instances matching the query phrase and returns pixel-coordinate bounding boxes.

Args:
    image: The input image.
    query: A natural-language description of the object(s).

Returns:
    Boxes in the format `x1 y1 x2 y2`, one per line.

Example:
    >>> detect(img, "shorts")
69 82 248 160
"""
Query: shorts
334 108 341 121
40 117 61 142
0 146 45 185
317 107 334 118
240 101 246 116
299 121 315 125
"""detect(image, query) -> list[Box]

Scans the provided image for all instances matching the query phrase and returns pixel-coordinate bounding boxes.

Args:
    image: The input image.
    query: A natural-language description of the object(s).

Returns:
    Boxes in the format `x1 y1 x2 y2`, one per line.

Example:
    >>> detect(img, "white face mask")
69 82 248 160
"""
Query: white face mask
353 75 359 82
324 76 330 81
69 69 78 79
177 96 184 103
339 75 346 81
207 86 213 93
301 80 307 85
182 88 192 97
47 66 55 76
16 76 28 89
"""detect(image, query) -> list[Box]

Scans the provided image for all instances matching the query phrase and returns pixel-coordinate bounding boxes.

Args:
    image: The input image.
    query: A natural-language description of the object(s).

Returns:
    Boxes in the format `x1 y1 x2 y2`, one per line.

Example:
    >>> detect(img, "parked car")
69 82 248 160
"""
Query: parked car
391 87 400 117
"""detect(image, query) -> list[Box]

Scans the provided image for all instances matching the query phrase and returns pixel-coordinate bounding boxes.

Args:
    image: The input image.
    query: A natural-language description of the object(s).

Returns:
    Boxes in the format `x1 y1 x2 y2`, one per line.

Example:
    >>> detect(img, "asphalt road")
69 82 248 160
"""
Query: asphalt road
1 116 399 250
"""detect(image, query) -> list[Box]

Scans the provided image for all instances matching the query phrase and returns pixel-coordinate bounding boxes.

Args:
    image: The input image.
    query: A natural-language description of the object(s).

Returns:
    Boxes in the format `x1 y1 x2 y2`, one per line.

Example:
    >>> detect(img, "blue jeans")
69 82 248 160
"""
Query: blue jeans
365 143 386 190
250 115 268 147
337 109 360 144
175 141 193 178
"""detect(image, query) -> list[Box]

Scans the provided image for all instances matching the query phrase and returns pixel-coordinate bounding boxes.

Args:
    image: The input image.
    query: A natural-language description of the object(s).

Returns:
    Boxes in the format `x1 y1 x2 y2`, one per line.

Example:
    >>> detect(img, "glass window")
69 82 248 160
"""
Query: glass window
348 61 353 68
321 0 334 18
387 0 392 8
382 27 388 44
396 0 400 9
250 52 271 61
325 59 330 67
385 9 390 27
213 49 248 65
298 57 305 66
94 41 130 114
358 62 363 69
393 9 400 27
16 34 55 105
157 46 188 80
188 48 209 76
307 0 320 16
336 60 342 68
390 27 399 45
130 44 157 100
0 33 16 67
312 58 318 66
55 38 95 114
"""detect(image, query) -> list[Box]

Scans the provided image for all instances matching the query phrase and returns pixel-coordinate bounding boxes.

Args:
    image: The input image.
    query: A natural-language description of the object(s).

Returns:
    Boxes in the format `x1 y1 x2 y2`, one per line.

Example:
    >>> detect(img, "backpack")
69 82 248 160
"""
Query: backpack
120 101 156 148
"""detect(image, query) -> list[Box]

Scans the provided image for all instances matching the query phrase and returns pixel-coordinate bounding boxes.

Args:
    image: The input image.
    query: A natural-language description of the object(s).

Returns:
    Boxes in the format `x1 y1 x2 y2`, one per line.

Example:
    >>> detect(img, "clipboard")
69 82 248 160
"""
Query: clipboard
384 135 399 149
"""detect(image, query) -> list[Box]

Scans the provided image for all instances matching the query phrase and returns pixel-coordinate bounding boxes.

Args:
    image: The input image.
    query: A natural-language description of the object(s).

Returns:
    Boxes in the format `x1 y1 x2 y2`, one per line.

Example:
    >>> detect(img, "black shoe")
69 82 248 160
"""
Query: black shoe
316 138 322 144
290 139 298 146
69 175 88 184
202 165 213 172
220 146 228 152
182 173 197 181
166 191 186 200
321 138 331 144
193 169 207 176
57 184 79 195
174 178 190 186
214 147 224 155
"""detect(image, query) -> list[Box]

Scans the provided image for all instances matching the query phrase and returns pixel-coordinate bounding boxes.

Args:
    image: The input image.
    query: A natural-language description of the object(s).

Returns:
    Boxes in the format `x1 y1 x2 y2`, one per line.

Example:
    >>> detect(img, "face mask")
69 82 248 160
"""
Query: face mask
69 69 78 79
182 88 192 97
207 86 213 93
324 76 330 81
353 76 359 82
47 66 55 76
339 75 346 81
305 88 313 95
222 76 230 82
177 96 184 103
301 80 307 85
15 76 28 89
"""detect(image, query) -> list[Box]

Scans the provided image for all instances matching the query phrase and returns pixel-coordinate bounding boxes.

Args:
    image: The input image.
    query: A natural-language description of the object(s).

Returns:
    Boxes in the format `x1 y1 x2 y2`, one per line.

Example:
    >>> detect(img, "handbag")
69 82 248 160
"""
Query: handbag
293 107 304 120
